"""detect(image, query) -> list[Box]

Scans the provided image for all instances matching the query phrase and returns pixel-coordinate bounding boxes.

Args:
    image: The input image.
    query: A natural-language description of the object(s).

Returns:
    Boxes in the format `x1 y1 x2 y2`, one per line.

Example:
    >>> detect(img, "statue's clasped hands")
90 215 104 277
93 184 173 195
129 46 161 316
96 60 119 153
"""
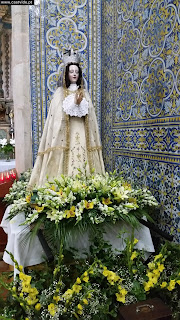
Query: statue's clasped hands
74 91 83 105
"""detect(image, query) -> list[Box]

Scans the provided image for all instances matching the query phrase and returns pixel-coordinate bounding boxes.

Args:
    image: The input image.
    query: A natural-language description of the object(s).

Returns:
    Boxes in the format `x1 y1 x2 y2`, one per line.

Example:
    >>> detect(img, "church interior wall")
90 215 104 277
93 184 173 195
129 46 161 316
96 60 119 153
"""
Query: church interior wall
101 0 180 242
9 0 180 241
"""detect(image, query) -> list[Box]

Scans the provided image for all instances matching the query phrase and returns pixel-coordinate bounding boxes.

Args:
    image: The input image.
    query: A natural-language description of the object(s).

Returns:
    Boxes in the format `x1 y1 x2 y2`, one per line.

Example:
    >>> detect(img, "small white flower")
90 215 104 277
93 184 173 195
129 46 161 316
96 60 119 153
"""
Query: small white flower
0 138 7 146
10 139 15 146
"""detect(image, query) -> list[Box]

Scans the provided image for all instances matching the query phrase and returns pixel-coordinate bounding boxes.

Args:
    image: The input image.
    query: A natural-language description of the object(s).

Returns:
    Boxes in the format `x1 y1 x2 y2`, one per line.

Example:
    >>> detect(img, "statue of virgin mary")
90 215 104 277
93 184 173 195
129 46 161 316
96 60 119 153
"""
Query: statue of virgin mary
28 49 105 188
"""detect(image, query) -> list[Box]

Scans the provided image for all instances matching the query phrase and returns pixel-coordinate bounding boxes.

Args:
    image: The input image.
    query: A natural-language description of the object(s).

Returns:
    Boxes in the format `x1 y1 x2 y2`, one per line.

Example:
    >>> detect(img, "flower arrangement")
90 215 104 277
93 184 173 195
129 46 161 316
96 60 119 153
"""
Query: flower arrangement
6 171 158 248
1 235 180 320
0 138 15 159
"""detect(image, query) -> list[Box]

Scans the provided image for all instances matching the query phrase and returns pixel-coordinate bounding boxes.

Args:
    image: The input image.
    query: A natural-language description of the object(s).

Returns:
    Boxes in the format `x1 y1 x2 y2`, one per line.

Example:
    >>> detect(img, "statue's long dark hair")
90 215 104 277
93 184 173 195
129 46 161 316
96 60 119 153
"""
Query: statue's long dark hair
65 62 82 88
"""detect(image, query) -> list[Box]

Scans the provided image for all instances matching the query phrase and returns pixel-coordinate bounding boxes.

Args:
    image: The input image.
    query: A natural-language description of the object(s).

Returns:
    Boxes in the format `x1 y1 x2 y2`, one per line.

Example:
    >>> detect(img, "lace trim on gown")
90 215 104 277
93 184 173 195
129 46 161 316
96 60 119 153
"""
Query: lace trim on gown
62 85 89 117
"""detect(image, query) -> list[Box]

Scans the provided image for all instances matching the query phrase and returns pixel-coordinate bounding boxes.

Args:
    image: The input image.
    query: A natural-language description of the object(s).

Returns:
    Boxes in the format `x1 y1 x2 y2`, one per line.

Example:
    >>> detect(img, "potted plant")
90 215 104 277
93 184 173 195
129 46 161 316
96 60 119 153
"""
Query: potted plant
0 138 15 161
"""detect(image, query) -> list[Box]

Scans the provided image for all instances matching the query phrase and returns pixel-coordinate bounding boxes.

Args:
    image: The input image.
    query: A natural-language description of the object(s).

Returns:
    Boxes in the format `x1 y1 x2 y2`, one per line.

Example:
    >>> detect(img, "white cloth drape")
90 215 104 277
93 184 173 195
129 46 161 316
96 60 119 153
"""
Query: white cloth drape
1 206 154 276
1 206 45 277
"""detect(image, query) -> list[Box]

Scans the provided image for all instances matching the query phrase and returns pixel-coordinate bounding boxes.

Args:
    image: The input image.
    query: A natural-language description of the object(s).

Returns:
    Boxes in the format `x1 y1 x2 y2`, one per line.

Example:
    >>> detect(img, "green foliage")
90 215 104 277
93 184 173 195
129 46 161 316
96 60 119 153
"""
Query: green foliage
1 237 180 320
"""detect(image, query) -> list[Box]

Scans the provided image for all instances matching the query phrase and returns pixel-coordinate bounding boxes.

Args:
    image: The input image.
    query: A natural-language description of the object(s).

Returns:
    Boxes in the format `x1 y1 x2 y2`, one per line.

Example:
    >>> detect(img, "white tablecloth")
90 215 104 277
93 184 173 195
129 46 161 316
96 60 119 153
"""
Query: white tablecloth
1 206 45 277
1 205 155 278
0 159 16 172
65 220 155 259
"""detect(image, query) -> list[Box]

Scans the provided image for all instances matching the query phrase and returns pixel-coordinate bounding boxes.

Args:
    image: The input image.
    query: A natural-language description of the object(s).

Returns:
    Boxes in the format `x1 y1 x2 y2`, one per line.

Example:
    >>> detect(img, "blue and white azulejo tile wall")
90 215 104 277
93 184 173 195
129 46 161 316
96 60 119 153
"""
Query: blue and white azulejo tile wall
102 0 180 242
29 0 102 162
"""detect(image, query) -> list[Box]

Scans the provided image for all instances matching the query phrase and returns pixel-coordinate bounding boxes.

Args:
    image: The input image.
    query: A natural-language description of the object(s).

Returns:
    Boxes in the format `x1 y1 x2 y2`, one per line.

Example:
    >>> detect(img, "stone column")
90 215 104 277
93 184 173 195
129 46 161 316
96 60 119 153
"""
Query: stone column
0 23 4 98
11 6 32 175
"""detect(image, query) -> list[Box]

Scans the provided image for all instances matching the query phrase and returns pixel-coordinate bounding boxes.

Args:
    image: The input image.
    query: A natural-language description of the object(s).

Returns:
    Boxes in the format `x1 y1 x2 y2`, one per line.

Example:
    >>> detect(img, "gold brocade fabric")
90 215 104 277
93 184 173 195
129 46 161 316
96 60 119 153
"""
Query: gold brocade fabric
28 87 105 188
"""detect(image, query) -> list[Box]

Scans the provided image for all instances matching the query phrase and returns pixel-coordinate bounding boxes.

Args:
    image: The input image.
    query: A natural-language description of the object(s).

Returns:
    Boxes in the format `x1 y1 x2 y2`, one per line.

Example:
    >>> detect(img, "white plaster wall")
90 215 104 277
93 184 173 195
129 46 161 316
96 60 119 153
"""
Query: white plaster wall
11 6 32 175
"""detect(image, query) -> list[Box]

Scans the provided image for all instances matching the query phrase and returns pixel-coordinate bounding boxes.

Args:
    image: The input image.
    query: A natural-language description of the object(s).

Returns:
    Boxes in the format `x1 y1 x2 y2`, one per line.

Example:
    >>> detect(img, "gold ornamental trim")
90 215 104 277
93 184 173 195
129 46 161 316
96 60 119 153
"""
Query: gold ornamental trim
38 145 69 156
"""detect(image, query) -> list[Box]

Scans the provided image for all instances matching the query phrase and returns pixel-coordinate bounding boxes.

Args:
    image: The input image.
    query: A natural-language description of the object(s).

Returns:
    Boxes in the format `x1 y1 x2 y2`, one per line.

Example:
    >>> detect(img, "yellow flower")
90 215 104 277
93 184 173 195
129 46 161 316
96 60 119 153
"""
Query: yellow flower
76 277 81 284
116 293 125 303
63 289 73 299
132 269 137 274
151 276 158 285
19 273 32 285
77 303 83 314
26 295 38 305
35 205 44 213
157 263 165 272
21 283 31 293
77 304 83 310
26 194 31 203
35 303 41 311
53 295 61 303
82 276 89 282
147 271 153 279
59 188 63 196
154 253 163 262
116 289 127 303
109 272 120 283
148 262 155 270
130 251 138 261
72 284 82 293
144 281 151 292
121 288 127 295
160 281 167 288
103 269 108 277
128 197 137 204
77 310 83 315
83 298 88 305
19 265 23 272
102 197 112 205
167 279 176 291
176 280 180 285
65 206 76 219
48 303 57 316
153 269 160 276
133 238 139 245
29 287 39 296
84 200 94 209
103 268 120 285
122 182 132 190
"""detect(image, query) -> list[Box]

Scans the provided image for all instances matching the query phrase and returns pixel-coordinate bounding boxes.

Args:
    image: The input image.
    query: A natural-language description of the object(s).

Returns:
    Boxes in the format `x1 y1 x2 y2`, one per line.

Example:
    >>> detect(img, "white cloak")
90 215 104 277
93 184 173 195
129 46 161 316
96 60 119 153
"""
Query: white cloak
28 87 105 188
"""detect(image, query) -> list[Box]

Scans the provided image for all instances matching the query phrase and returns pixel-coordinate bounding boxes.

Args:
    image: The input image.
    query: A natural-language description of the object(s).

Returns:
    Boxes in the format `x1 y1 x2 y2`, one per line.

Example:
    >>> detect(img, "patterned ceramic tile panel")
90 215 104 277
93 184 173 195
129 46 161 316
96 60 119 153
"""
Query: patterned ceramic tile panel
102 0 180 242
29 0 102 162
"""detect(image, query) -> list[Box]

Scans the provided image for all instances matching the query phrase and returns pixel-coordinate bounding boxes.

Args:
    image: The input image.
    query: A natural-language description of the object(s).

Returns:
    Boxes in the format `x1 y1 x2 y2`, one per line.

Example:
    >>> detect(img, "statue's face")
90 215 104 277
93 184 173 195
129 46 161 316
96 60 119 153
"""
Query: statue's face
68 65 79 84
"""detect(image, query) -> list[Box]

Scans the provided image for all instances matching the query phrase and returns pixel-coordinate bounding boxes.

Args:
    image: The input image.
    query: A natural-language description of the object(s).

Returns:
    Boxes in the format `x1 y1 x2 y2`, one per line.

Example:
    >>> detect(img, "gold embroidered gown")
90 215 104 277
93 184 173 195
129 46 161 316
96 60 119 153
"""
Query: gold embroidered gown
28 84 105 188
